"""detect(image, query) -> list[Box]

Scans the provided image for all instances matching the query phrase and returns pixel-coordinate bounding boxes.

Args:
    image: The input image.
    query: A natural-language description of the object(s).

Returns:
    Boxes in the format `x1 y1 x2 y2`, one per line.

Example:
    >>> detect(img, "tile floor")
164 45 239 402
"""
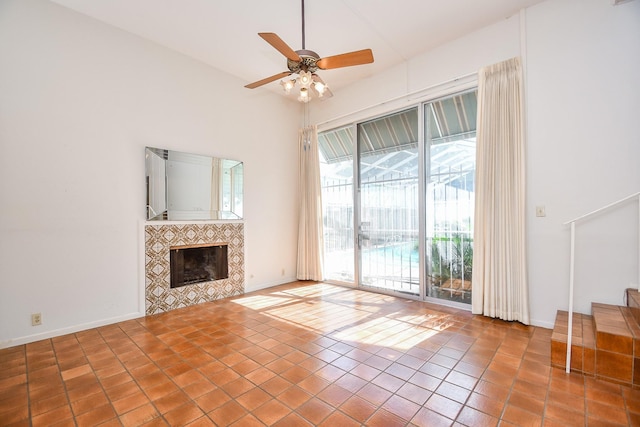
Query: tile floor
1 282 639 426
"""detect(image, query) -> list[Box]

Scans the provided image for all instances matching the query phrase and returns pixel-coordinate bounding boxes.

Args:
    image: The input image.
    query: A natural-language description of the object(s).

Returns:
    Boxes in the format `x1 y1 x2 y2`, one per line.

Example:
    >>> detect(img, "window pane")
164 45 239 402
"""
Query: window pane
425 90 477 304
319 127 355 283
358 108 420 295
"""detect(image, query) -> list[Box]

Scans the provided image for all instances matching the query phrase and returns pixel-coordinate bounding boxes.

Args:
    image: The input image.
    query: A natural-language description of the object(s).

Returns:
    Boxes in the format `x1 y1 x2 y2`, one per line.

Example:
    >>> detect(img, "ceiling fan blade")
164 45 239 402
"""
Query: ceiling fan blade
245 71 292 89
317 49 374 70
259 33 301 62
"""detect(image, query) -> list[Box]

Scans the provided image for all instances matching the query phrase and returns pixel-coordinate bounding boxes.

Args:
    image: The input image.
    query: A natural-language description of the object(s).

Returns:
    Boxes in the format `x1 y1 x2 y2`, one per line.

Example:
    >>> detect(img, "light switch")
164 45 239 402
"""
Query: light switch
535 206 546 217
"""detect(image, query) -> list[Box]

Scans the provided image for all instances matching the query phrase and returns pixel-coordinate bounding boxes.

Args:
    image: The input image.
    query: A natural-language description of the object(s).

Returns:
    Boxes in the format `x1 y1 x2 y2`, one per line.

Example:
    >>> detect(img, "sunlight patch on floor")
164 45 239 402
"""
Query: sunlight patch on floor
262 301 373 333
331 315 441 350
231 294 293 310
232 283 453 351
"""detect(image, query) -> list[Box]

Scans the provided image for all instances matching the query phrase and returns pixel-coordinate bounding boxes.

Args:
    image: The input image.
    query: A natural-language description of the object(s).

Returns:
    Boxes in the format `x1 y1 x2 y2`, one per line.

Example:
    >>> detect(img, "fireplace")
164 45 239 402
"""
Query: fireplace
145 223 244 315
170 243 228 288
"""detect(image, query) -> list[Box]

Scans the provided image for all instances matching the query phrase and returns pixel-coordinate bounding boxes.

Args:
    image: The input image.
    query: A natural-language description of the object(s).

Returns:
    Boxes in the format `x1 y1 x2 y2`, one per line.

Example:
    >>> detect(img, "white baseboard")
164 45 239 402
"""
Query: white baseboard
0 311 145 350
529 317 555 330
1 287 559 349
244 277 299 293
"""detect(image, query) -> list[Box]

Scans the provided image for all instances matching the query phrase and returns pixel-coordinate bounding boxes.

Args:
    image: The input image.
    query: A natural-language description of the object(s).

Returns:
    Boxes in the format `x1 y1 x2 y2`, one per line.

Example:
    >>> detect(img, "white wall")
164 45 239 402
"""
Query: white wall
0 0 300 347
525 0 640 326
310 13 521 127
311 0 640 328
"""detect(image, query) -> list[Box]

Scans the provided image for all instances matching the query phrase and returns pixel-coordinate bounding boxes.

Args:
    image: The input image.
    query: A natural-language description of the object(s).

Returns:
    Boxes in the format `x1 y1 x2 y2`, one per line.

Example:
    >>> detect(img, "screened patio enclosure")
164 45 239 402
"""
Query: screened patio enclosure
319 90 477 305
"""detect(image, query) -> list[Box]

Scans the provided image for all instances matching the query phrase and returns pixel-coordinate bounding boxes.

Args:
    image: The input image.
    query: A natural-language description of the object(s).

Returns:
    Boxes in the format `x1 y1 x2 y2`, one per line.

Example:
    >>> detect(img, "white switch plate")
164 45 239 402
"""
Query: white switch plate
535 206 546 217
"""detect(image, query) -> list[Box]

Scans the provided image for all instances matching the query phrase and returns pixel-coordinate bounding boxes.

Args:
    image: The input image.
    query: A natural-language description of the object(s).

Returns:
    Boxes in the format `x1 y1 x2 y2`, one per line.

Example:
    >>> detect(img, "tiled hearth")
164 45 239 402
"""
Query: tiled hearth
145 223 244 315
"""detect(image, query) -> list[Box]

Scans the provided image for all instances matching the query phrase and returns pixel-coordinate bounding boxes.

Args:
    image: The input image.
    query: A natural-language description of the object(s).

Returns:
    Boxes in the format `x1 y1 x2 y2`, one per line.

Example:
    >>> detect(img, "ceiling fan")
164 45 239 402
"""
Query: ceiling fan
244 0 374 102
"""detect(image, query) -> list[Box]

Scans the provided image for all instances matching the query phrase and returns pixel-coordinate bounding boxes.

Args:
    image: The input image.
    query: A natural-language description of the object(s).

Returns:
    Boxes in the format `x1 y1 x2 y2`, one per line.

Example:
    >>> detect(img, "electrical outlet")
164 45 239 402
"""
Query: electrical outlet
281 268 285 276
535 206 546 217
31 313 42 326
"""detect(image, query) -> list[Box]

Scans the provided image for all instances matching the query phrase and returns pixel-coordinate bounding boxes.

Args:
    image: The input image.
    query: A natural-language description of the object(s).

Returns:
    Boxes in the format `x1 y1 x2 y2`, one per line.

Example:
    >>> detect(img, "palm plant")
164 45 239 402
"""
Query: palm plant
429 233 473 284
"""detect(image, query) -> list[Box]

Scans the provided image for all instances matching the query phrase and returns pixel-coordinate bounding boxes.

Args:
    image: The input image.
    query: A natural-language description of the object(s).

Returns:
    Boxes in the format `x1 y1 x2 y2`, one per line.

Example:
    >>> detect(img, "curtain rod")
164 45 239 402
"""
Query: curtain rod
316 71 478 128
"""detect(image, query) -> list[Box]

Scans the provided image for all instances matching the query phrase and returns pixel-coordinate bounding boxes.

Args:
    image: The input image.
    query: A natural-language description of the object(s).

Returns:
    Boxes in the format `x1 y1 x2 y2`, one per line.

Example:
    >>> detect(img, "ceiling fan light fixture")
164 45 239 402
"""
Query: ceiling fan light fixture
298 70 312 87
313 80 326 96
280 71 328 102
298 87 310 103
281 78 295 94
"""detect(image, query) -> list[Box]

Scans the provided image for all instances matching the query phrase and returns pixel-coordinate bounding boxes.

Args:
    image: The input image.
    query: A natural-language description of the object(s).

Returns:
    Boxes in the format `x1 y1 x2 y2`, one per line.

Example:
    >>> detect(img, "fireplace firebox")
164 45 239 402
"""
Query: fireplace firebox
169 243 228 288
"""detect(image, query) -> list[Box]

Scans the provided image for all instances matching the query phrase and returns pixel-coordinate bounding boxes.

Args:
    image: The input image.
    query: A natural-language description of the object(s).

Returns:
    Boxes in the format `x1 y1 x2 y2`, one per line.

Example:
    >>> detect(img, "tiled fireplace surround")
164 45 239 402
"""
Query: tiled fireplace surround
144 223 244 315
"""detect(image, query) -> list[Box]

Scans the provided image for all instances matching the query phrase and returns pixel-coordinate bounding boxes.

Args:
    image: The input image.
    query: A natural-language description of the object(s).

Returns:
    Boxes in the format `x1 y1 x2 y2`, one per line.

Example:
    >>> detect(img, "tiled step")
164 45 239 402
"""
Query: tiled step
628 288 640 308
627 288 640 325
552 301 640 387
550 310 595 375
592 302 637 385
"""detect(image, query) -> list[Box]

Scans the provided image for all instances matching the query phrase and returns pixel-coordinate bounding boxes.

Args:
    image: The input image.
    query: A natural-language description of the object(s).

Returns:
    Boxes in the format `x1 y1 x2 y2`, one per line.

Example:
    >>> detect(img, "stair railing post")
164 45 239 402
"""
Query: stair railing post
562 192 640 373
566 221 576 374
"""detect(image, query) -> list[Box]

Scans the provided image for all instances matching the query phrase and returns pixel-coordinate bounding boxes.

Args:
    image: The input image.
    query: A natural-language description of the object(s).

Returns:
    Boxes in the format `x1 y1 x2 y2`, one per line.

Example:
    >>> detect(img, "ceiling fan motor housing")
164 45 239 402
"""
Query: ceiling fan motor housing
288 49 320 73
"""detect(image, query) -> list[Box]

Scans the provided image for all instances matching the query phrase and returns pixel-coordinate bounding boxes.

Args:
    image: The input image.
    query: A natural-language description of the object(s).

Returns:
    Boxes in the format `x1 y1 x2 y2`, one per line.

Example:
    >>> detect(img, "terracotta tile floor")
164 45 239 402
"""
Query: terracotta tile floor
2 282 640 426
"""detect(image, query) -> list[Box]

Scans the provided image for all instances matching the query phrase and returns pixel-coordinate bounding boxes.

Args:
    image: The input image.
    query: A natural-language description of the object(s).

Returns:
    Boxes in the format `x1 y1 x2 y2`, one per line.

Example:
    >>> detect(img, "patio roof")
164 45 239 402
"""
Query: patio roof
318 91 477 164
319 91 477 189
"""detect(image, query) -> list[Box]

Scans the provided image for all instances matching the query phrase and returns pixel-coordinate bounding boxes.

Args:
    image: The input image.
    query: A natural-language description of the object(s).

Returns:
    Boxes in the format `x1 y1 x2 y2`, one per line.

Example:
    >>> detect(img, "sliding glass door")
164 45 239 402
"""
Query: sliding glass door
357 109 420 296
319 89 477 306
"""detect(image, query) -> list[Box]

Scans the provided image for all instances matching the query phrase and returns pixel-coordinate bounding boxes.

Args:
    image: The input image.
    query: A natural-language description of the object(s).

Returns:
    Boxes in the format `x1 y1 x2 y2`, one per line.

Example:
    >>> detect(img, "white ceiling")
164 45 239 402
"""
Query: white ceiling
50 0 546 98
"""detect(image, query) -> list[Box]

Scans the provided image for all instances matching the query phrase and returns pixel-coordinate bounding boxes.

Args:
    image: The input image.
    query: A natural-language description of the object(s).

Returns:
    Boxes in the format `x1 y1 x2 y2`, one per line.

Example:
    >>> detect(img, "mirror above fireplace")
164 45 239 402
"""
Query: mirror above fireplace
146 147 243 221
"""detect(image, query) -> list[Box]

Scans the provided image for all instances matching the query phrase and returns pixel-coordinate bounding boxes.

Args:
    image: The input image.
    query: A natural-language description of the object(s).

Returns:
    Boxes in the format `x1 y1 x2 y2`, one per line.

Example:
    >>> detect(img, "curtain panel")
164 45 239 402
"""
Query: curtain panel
472 57 530 324
297 125 324 281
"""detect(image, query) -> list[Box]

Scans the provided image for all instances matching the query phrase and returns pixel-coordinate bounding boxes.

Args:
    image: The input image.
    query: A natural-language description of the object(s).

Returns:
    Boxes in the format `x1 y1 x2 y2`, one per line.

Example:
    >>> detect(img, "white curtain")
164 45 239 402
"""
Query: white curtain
297 125 324 281
472 57 529 324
